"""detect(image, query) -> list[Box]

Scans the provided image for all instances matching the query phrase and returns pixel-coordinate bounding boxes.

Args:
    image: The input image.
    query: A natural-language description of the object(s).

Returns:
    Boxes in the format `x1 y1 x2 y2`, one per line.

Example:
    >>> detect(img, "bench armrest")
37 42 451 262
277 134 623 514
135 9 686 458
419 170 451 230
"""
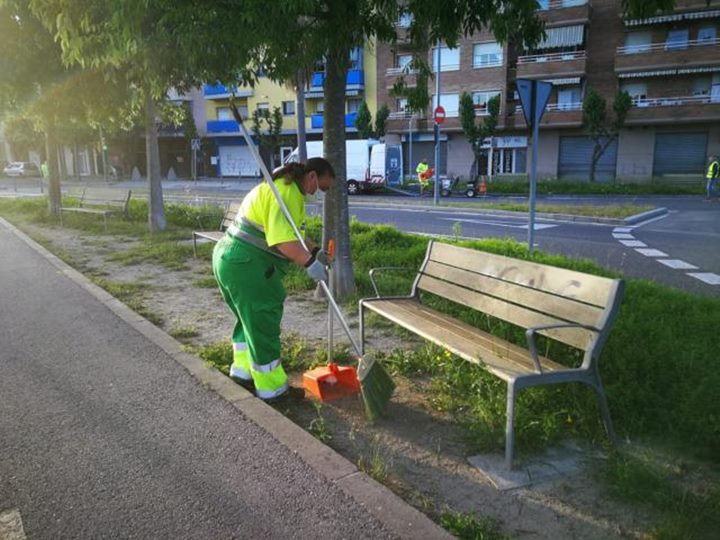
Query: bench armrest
525 322 600 373
368 266 417 298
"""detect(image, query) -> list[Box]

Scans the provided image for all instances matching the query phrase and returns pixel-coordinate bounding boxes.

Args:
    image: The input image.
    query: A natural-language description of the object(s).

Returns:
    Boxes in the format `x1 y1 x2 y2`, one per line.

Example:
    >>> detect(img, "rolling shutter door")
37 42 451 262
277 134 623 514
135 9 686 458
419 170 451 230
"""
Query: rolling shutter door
653 133 707 176
558 136 617 181
218 146 258 177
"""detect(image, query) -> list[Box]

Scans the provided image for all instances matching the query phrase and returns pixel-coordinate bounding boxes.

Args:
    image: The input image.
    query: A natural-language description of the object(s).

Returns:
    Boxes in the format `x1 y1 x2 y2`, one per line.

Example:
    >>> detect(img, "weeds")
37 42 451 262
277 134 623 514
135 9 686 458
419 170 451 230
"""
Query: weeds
358 437 390 483
439 511 509 540
193 341 233 375
308 402 333 444
192 276 218 288
169 325 201 340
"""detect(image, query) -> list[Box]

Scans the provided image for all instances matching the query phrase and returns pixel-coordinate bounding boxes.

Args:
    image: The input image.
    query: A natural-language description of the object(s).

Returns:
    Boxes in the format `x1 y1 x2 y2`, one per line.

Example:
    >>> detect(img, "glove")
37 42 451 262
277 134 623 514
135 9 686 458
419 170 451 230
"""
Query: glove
312 247 330 266
305 257 328 282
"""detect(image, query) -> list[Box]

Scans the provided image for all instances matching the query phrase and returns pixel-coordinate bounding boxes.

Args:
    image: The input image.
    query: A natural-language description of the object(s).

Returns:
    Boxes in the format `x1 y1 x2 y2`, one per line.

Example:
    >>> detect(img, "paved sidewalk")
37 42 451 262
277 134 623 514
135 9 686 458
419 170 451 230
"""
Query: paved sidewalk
0 219 449 539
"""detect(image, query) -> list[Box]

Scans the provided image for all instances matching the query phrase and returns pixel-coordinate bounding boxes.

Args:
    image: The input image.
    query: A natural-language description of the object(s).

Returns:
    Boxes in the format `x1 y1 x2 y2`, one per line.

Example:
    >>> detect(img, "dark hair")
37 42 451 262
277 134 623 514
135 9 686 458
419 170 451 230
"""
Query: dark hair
271 157 335 192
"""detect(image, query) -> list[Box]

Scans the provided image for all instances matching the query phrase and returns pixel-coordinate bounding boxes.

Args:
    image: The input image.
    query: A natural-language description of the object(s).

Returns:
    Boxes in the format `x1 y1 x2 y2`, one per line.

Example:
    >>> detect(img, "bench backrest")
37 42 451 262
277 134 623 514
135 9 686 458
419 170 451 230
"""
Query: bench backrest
220 202 242 231
81 188 132 209
414 241 624 362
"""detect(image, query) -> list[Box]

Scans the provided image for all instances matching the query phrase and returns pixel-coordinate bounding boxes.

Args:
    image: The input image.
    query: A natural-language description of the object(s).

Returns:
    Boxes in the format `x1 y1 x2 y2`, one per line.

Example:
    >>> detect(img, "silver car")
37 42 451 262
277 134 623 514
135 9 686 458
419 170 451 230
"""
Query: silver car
2 162 41 177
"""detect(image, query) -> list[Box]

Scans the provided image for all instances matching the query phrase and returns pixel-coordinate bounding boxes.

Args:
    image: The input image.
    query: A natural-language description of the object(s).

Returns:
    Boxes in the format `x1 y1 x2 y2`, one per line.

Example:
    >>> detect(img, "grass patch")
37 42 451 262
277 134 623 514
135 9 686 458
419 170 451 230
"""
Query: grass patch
452 202 653 219
169 325 201 340
308 402 333 444
107 236 193 270
482 179 704 196
192 276 218 288
439 511 509 540
358 438 390 483
193 341 233 375
599 450 720 539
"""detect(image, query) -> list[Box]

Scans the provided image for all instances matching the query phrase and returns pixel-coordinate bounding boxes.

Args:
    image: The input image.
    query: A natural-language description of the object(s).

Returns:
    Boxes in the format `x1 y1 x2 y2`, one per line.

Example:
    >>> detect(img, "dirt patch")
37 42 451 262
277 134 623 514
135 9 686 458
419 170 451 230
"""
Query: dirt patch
27 223 656 539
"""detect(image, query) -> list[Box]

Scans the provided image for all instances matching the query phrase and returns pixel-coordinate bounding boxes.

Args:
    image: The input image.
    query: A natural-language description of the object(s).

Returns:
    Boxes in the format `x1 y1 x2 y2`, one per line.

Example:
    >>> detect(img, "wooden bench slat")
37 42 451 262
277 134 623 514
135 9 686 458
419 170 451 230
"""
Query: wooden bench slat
423 260 604 328
194 231 225 242
418 274 593 350
364 299 566 381
428 242 615 308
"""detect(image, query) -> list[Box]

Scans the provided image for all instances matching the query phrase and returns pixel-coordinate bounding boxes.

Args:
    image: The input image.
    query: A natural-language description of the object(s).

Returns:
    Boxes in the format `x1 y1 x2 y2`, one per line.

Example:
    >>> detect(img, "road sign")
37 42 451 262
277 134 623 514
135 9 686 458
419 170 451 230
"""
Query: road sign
191 138 201 151
517 79 552 128
433 106 446 125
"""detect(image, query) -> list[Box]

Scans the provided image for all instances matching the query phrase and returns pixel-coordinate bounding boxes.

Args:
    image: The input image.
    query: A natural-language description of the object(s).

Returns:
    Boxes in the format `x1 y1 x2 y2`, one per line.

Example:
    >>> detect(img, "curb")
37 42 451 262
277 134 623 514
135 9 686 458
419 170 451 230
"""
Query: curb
348 200 668 226
0 218 452 540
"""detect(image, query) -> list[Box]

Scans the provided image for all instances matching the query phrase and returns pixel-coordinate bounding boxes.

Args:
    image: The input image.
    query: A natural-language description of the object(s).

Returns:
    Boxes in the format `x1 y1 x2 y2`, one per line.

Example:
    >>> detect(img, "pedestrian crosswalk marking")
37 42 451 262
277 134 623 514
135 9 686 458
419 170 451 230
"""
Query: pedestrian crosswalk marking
686 272 720 285
658 259 698 270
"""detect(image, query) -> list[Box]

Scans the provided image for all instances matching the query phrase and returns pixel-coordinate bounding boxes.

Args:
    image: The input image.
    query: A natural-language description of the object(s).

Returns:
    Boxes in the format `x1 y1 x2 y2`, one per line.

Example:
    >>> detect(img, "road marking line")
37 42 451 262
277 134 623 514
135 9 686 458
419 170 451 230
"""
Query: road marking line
613 227 633 233
686 272 720 285
0 509 27 540
635 248 668 257
631 213 670 228
438 217 557 230
658 259 699 270
619 240 647 247
612 233 635 239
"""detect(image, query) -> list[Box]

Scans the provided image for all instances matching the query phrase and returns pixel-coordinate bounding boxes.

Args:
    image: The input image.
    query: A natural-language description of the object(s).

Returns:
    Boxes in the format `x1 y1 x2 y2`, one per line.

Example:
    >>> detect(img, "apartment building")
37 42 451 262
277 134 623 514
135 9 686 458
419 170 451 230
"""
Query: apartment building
200 46 377 177
378 0 720 182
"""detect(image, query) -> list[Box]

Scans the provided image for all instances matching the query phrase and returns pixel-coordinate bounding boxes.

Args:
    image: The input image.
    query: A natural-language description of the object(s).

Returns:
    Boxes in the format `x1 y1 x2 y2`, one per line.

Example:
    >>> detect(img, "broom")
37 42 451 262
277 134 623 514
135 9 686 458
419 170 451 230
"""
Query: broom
229 102 394 420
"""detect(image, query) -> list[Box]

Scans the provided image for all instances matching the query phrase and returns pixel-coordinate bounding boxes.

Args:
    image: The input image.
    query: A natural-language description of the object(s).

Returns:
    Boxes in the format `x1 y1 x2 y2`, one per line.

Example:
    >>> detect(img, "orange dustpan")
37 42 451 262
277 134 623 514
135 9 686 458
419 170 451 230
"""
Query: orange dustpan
303 362 360 401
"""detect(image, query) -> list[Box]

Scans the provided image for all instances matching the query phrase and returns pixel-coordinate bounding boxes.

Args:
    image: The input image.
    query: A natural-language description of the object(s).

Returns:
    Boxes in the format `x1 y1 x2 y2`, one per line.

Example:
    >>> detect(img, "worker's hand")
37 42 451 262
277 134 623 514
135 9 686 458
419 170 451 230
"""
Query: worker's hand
305 258 328 282
312 247 330 266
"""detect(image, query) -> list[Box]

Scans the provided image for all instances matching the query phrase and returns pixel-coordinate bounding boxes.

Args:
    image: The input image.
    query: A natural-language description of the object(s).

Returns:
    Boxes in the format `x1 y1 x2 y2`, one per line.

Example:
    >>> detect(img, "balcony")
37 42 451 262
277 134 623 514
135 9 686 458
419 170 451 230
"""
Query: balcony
537 0 591 24
206 120 240 134
624 2 720 26
310 112 359 130
506 101 583 129
202 84 253 99
517 50 586 79
624 94 720 125
306 69 365 98
615 38 720 74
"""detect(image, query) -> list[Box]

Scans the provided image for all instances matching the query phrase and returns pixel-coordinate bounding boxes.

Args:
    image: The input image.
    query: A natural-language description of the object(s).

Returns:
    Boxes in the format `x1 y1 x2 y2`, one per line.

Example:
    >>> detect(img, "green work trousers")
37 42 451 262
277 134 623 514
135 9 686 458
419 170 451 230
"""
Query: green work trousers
212 235 289 399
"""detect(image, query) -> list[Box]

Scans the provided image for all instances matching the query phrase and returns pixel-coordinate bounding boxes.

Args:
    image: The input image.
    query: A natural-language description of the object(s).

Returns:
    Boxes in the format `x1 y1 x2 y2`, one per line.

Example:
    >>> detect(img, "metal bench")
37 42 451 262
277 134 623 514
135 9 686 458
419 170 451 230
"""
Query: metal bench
60 187 132 230
192 202 241 257
359 240 624 469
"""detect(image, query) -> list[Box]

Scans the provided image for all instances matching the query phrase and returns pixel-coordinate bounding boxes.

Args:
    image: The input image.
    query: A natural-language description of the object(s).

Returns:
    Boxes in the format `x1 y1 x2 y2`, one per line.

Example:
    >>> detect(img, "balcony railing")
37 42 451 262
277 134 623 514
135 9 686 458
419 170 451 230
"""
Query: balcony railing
309 69 365 89
632 94 720 108
385 67 418 76
514 101 583 113
538 0 588 9
518 50 586 64
207 120 240 133
203 84 253 98
617 37 720 55
310 112 359 129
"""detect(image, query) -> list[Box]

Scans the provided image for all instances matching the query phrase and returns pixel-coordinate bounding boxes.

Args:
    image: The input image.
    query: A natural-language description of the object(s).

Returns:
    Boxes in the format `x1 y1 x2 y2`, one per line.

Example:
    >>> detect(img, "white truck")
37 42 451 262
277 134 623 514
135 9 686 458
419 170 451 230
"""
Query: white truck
284 139 403 195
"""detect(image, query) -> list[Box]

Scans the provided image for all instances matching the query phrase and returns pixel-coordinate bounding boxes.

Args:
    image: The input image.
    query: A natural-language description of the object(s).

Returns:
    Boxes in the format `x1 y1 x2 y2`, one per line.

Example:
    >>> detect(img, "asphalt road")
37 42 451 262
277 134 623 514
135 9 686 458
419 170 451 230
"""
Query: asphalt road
0 224 395 539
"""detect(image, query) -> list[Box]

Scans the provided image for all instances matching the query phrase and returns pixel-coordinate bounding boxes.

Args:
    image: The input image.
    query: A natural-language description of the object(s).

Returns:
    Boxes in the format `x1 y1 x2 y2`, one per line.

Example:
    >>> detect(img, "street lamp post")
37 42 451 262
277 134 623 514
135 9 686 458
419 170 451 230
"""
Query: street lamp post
408 113 415 183
433 42 441 206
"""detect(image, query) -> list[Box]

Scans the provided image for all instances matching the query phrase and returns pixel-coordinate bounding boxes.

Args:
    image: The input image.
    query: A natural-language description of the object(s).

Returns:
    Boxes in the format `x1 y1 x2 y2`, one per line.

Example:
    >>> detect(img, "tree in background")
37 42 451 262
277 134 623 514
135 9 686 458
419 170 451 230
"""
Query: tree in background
354 101 373 139
582 87 632 183
374 104 390 139
251 106 286 171
459 92 500 184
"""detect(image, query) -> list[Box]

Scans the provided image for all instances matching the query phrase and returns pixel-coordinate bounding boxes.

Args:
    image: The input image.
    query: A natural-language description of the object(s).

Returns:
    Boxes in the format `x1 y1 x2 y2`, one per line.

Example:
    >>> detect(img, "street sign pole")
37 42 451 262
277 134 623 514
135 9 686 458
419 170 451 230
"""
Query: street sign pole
433 42 441 206
517 79 552 254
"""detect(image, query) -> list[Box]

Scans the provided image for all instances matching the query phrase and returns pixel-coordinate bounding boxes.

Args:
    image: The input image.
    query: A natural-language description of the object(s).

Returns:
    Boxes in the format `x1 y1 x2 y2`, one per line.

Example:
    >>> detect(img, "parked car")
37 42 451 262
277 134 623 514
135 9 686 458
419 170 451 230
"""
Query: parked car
2 162 41 177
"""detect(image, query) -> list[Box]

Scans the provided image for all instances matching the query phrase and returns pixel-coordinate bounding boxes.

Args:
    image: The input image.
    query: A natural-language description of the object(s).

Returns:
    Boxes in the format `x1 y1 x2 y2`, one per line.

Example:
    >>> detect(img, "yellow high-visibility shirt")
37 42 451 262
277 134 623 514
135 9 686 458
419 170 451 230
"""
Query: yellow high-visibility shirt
416 162 429 175
238 178 306 247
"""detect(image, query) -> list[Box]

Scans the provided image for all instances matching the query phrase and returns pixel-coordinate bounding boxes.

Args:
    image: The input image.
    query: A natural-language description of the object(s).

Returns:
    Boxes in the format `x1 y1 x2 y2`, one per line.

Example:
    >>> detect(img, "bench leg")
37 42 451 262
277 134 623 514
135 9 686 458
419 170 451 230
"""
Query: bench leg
193 234 198 258
591 372 616 444
505 382 517 470
358 301 365 356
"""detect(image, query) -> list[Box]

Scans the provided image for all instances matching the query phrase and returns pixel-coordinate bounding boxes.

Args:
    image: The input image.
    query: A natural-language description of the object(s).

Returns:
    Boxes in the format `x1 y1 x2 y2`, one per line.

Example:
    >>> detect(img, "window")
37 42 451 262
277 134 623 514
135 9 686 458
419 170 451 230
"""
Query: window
471 91 501 115
665 29 689 50
692 78 711 96
432 46 460 72
537 0 549 9
256 102 270 112
473 42 503 68
624 31 651 53
349 47 363 70
432 93 460 116
397 13 413 27
346 99 362 113
316 101 324 113
712 74 720 102
216 107 232 120
620 82 648 105
396 54 413 70
557 86 582 110
698 26 717 43
282 101 295 116
396 98 408 112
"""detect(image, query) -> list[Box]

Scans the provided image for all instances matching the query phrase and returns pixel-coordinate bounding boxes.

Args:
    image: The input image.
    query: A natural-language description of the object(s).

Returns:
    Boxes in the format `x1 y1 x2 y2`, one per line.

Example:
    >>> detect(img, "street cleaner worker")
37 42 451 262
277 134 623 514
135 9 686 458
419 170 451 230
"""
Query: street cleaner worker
706 154 719 201
212 158 336 400
416 158 430 195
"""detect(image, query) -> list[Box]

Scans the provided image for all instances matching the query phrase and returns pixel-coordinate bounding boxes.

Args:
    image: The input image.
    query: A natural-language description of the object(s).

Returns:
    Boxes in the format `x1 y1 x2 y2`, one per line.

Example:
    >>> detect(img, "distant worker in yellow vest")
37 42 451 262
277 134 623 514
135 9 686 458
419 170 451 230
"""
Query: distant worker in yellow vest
706 154 719 201
416 158 430 196
212 158 335 400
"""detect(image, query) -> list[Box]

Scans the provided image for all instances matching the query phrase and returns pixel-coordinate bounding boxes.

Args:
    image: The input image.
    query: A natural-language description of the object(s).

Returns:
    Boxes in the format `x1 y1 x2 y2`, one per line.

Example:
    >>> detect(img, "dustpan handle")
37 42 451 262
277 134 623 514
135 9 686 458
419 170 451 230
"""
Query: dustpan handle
229 103 363 357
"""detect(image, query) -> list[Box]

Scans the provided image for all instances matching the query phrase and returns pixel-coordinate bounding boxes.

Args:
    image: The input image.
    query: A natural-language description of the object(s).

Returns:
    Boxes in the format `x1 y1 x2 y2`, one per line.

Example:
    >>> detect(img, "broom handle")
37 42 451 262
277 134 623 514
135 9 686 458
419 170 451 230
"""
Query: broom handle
230 103 363 357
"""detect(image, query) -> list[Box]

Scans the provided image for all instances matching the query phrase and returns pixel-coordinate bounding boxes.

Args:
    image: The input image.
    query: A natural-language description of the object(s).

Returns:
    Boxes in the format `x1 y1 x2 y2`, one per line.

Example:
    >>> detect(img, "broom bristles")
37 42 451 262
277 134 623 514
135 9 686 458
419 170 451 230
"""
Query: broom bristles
359 356 395 421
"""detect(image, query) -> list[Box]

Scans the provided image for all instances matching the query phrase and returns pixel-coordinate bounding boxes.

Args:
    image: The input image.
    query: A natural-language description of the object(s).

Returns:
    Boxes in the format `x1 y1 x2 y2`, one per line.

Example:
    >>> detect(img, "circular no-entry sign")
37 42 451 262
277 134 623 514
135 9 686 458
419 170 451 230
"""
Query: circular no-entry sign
434 105 446 125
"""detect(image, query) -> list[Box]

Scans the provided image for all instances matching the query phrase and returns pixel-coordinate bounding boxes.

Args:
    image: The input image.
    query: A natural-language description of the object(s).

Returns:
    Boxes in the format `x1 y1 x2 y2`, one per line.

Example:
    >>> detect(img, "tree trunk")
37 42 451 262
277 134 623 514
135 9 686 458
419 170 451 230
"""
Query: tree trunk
73 141 81 181
321 48 355 300
44 129 61 215
145 91 166 232
295 71 308 163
